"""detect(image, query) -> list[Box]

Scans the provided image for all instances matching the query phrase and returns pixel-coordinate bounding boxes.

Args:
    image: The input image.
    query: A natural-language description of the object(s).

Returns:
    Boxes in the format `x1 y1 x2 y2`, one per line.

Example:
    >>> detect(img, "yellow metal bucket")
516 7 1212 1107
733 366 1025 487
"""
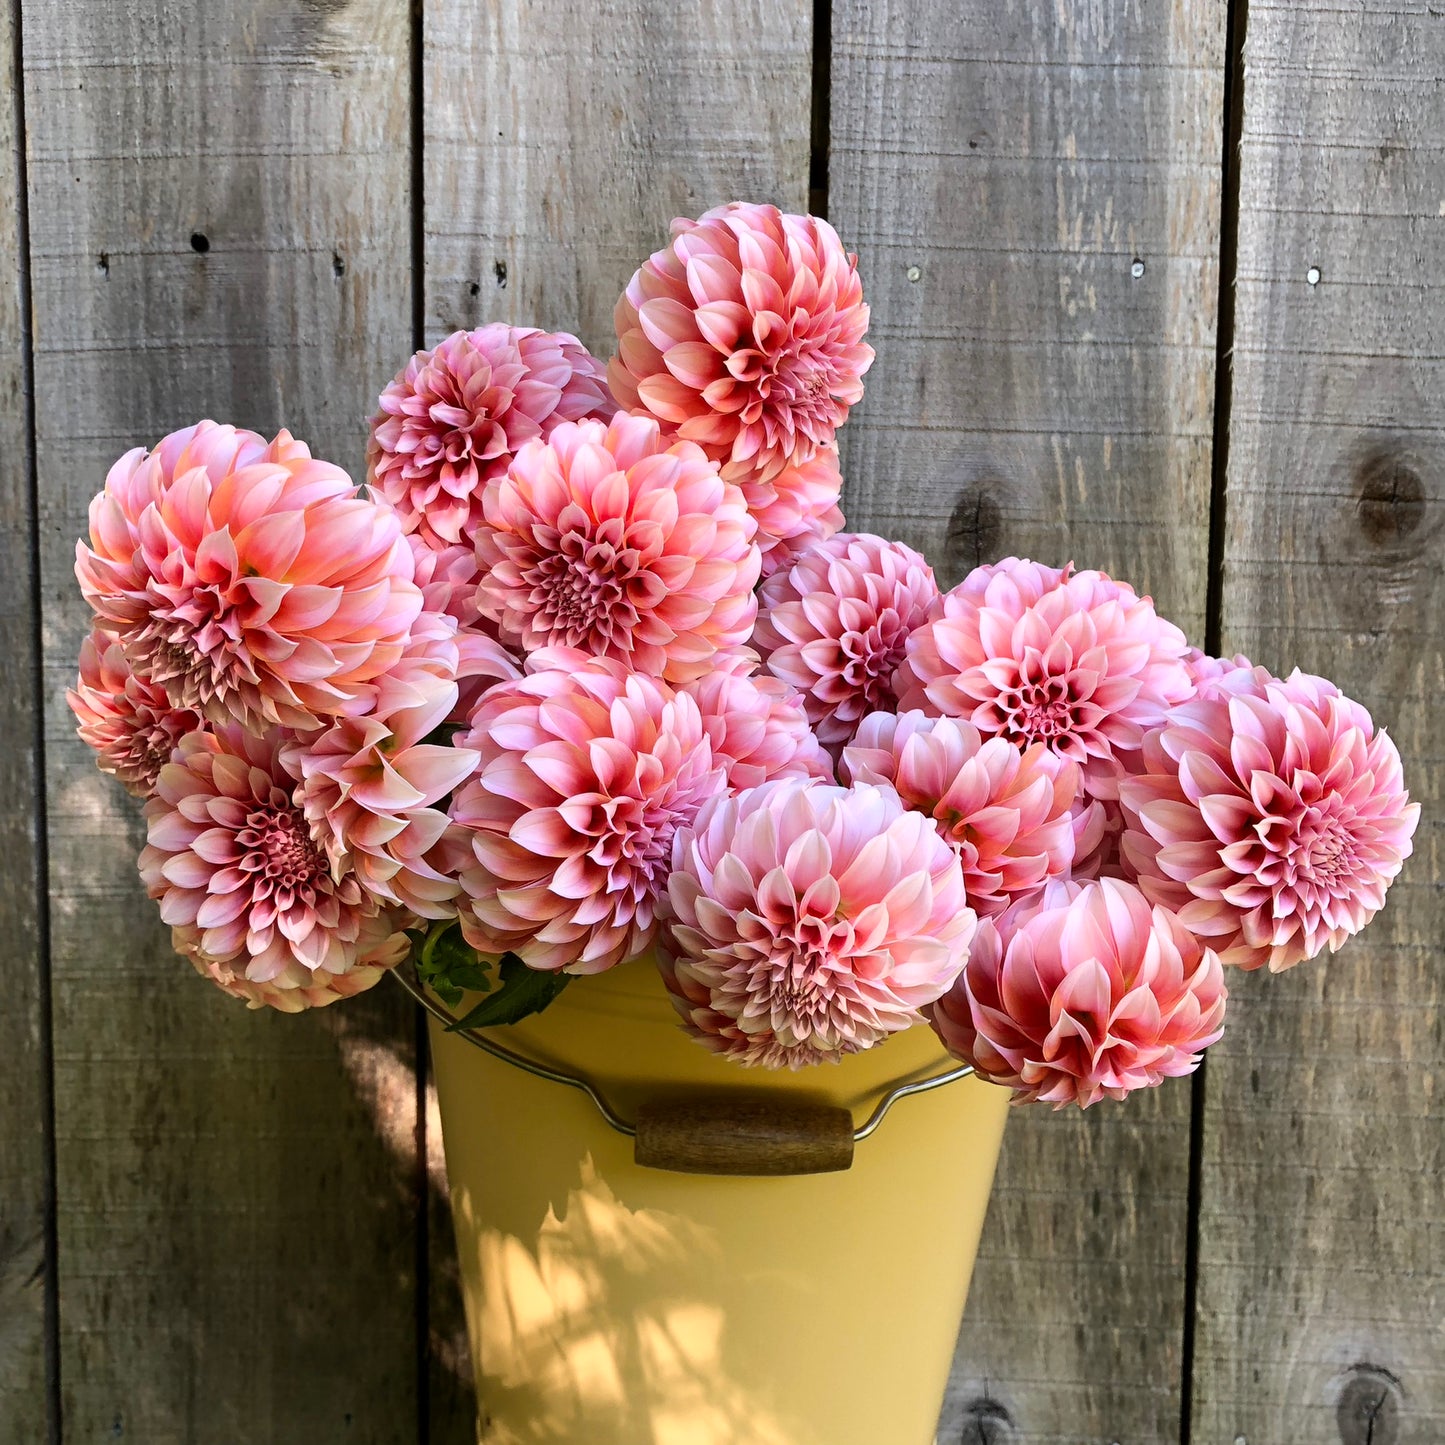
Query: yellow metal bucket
427 956 1010 1445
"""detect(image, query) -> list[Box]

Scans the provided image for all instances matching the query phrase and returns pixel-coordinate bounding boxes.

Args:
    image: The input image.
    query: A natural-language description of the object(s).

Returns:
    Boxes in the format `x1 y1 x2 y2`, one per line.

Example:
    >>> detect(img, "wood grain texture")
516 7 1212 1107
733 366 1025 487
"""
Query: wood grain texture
423 0 813 361
1193 4 1445 1442
0 1 51 1438
828 3 1224 1441
22 3 421 1439
421 0 812 1430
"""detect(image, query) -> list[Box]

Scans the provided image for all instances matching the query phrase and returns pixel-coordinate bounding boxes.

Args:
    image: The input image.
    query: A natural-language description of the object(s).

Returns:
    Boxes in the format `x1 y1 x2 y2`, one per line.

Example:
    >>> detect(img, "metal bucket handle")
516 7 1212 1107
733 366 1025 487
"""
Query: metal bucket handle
395 965 976 1177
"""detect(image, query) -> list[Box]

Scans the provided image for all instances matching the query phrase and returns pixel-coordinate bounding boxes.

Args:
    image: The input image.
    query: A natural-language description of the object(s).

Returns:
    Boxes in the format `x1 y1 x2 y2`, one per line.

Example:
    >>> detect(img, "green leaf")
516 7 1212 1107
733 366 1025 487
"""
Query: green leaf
448 952 572 1031
413 921 492 1010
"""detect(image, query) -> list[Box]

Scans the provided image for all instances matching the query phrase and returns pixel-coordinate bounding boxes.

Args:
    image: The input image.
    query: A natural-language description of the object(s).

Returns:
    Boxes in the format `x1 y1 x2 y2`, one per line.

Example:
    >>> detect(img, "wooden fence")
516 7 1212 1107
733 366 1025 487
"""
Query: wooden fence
0 1 1439 1441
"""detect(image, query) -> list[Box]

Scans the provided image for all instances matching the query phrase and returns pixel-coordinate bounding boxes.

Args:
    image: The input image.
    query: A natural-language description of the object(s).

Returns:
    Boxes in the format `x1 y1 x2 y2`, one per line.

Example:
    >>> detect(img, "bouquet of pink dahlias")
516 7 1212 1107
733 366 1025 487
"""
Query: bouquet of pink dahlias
69 201 1419 1107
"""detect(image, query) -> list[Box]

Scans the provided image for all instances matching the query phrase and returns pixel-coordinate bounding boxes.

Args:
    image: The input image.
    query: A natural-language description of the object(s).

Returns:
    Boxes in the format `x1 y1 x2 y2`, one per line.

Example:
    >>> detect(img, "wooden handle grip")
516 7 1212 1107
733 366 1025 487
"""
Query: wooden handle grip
633 1096 855 1176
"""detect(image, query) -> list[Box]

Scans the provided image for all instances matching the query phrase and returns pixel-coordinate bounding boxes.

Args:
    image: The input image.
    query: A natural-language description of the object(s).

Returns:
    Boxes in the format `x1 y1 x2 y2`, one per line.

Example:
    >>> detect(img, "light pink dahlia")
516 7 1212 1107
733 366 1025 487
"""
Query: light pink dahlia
368 325 615 547
659 779 975 1069
139 726 408 1009
752 532 940 749
68 630 202 796
76 421 423 732
896 557 1193 801
284 617 482 920
684 658 833 790
842 711 1078 917
1119 668 1419 972
745 446 845 576
930 878 1227 1108
450 663 723 973
473 413 760 683
172 918 407 1013
609 203 873 488
1185 646 1254 699
408 534 487 632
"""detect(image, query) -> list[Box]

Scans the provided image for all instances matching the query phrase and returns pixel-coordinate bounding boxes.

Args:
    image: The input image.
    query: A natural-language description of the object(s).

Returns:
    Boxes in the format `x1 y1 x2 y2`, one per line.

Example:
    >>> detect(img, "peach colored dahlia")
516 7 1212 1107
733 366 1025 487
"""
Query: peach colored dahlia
658 779 975 1068
450 662 723 973
684 658 833 790
745 446 845 576
172 919 407 1013
609 203 873 490
842 710 1078 917
896 557 1192 801
140 726 408 1009
752 532 940 749
368 325 614 548
930 878 1227 1108
473 413 760 683
1119 668 1419 972
68 629 202 796
76 421 423 733
284 613 482 921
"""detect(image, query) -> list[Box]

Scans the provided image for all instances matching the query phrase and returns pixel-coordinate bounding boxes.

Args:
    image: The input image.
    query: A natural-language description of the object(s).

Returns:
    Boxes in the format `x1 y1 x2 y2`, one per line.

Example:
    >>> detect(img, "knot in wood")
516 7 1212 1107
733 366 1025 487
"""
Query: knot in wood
1336 1365 1402 1445
1354 444 1426 546
958 1396 1015 1445
946 482 1005 576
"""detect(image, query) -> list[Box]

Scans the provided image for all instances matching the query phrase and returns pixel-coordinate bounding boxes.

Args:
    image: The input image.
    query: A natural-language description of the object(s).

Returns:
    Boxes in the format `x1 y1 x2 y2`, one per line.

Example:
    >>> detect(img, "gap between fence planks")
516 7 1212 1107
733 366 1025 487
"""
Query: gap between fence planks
420 0 814 1431
0 0 51 1438
1194 3 1445 1442
22 3 420 1440
829 3 1225 1442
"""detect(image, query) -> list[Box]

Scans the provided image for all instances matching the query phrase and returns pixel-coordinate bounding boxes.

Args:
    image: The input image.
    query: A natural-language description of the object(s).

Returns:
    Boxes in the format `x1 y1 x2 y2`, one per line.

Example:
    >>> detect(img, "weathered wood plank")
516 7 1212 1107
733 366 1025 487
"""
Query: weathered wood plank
1193 3 1445 1441
23 3 421 1439
0 2 52 1439
829 4 1224 1441
421 0 813 1431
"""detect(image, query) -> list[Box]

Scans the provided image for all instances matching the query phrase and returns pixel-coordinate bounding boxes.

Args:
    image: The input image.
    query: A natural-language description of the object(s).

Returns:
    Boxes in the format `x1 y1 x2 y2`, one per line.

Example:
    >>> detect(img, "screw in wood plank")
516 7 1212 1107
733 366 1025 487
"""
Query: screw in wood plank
1307 265 1321 286
906 265 921 282
1131 257 1145 278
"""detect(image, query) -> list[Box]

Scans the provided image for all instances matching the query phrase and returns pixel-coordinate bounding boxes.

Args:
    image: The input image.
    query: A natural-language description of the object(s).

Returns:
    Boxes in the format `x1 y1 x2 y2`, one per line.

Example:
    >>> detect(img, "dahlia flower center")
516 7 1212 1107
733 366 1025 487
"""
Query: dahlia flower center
1007 678 1079 743
238 804 331 893
583 793 679 883
841 617 908 703
760 950 837 1023
526 536 640 645
137 598 256 714
1277 806 1357 889
415 367 496 465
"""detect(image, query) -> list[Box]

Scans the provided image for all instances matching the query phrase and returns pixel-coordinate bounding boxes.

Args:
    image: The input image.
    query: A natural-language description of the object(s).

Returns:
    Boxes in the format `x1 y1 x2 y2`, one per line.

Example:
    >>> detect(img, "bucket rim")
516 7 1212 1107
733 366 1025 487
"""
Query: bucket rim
393 962 977 1148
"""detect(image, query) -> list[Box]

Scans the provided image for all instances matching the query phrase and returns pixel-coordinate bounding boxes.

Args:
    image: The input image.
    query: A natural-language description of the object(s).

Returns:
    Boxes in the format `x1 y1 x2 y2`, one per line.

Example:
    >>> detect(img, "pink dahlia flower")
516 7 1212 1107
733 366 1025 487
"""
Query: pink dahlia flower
450 663 723 973
368 325 615 548
842 711 1078 917
745 446 845 576
752 532 940 749
139 726 408 1009
659 779 975 1068
930 878 1227 1108
284 614 482 920
1119 668 1419 972
684 658 833 790
76 421 423 732
896 557 1192 800
172 919 407 1013
68 630 202 796
473 413 760 683
1185 646 1254 698
408 534 487 632
609 203 873 488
